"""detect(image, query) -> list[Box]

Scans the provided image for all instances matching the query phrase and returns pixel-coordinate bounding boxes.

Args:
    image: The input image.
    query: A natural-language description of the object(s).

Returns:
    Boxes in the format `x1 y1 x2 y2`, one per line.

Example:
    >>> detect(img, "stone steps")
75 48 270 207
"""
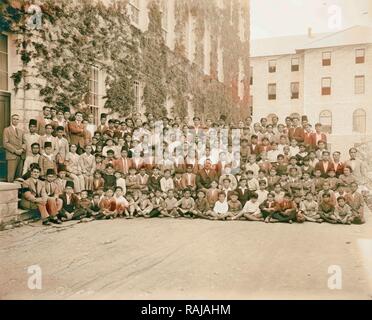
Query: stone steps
0 208 40 231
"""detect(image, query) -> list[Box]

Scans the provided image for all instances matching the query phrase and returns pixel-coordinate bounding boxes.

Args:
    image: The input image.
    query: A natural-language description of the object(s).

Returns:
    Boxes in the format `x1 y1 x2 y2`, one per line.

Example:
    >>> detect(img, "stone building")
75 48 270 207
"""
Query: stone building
0 0 250 180
250 25 372 155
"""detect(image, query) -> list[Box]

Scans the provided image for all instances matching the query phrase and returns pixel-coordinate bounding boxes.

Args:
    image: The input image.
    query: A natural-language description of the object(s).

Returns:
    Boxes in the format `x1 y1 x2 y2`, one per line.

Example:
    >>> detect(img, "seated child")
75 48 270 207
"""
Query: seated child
149 189 165 218
160 169 174 195
128 189 142 218
136 193 153 217
177 189 195 218
334 196 353 225
300 192 322 223
103 164 117 190
206 180 220 207
227 192 242 218
78 190 94 220
115 171 126 195
92 170 105 195
193 190 212 219
232 192 262 221
126 167 139 192
211 192 231 220
326 169 340 191
114 186 129 218
318 193 337 224
99 188 117 219
161 189 179 218
89 193 106 220
256 180 269 205
58 181 85 221
271 193 296 224
259 192 278 223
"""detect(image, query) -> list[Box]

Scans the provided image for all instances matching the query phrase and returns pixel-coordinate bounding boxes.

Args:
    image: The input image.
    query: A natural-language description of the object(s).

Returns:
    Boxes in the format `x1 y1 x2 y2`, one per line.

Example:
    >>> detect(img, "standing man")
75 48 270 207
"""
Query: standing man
68 111 86 152
310 123 327 150
86 113 97 138
3 114 25 182
36 106 52 135
332 151 345 177
345 147 367 184
96 113 108 134
315 151 334 178
23 119 40 157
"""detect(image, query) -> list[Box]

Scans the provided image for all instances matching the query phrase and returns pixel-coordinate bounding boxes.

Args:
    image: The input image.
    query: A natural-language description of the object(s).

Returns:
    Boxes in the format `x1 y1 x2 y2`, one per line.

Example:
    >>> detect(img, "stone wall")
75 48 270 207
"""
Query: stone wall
0 182 21 227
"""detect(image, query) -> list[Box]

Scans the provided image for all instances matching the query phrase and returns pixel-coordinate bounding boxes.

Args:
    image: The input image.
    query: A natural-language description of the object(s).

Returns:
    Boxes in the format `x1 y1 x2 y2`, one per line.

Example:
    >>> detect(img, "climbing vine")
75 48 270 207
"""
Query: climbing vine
1 0 250 121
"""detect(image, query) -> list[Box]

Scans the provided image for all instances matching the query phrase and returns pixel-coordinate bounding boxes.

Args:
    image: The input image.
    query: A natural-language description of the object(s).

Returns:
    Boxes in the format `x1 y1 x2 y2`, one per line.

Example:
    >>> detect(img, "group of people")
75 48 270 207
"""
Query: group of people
2 106 367 226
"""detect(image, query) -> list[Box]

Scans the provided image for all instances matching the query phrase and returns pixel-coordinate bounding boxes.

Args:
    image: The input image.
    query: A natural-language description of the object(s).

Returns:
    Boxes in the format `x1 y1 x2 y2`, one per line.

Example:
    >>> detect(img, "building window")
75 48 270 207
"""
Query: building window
268 60 276 73
319 110 332 134
355 75 365 94
134 80 140 111
250 66 253 85
268 83 276 100
0 34 8 91
356 49 365 64
322 52 331 66
353 109 366 133
85 66 99 107
291 58 299 72
291 82 299 99
321 77 331 95
129 0 140 26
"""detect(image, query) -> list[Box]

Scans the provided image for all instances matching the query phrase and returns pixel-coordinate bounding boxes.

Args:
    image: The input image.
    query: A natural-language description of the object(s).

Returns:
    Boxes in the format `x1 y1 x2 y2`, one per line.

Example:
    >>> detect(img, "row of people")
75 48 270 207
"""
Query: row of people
20 164 365 226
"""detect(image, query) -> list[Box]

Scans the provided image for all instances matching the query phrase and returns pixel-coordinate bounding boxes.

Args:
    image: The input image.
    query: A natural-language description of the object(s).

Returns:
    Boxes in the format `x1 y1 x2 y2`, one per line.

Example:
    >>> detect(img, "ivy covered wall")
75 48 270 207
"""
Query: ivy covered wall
1 0 250 122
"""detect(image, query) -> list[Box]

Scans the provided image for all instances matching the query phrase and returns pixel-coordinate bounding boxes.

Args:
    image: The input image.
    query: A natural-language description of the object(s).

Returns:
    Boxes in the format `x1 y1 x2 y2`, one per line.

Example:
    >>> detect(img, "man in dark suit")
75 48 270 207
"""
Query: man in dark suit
3 114 25 182
332 151 345 177
196 159 219 191
236 178 250 206
315 151 334 178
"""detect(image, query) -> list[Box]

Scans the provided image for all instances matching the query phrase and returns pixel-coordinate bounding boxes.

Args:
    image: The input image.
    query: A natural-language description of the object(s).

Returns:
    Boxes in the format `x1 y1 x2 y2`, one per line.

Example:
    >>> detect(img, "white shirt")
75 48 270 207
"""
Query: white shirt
242 200 261 215
256 190 269 205
116 178 126 195
86 123 96 138
267 150 281 163
160 177 174 193
247 178 259 191
289 146 300 157
213 200 229 214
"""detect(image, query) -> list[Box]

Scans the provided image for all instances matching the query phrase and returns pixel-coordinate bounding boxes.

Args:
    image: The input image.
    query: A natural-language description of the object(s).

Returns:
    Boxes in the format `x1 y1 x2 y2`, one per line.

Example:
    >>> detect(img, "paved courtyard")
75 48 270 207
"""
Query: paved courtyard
1 212 372 300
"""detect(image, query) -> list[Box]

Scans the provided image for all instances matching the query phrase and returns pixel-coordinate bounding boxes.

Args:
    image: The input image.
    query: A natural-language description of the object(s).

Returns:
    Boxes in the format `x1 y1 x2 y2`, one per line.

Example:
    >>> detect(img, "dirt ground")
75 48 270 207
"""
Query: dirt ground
1 211 372 300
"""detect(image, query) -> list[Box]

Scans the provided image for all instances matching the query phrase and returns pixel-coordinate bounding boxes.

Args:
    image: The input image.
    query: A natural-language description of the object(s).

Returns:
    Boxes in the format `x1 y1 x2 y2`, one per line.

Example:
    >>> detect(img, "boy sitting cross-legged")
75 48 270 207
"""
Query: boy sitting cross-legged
160 189 179 218
232 192 263 221
211 192 232 220
193 190 212 219
177 189 196 218
58 181 86 221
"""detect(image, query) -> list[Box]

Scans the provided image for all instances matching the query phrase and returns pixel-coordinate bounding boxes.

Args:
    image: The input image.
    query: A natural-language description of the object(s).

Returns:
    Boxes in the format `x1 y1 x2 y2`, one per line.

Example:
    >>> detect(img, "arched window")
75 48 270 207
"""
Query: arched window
319 110 332 134
353 109 366 133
